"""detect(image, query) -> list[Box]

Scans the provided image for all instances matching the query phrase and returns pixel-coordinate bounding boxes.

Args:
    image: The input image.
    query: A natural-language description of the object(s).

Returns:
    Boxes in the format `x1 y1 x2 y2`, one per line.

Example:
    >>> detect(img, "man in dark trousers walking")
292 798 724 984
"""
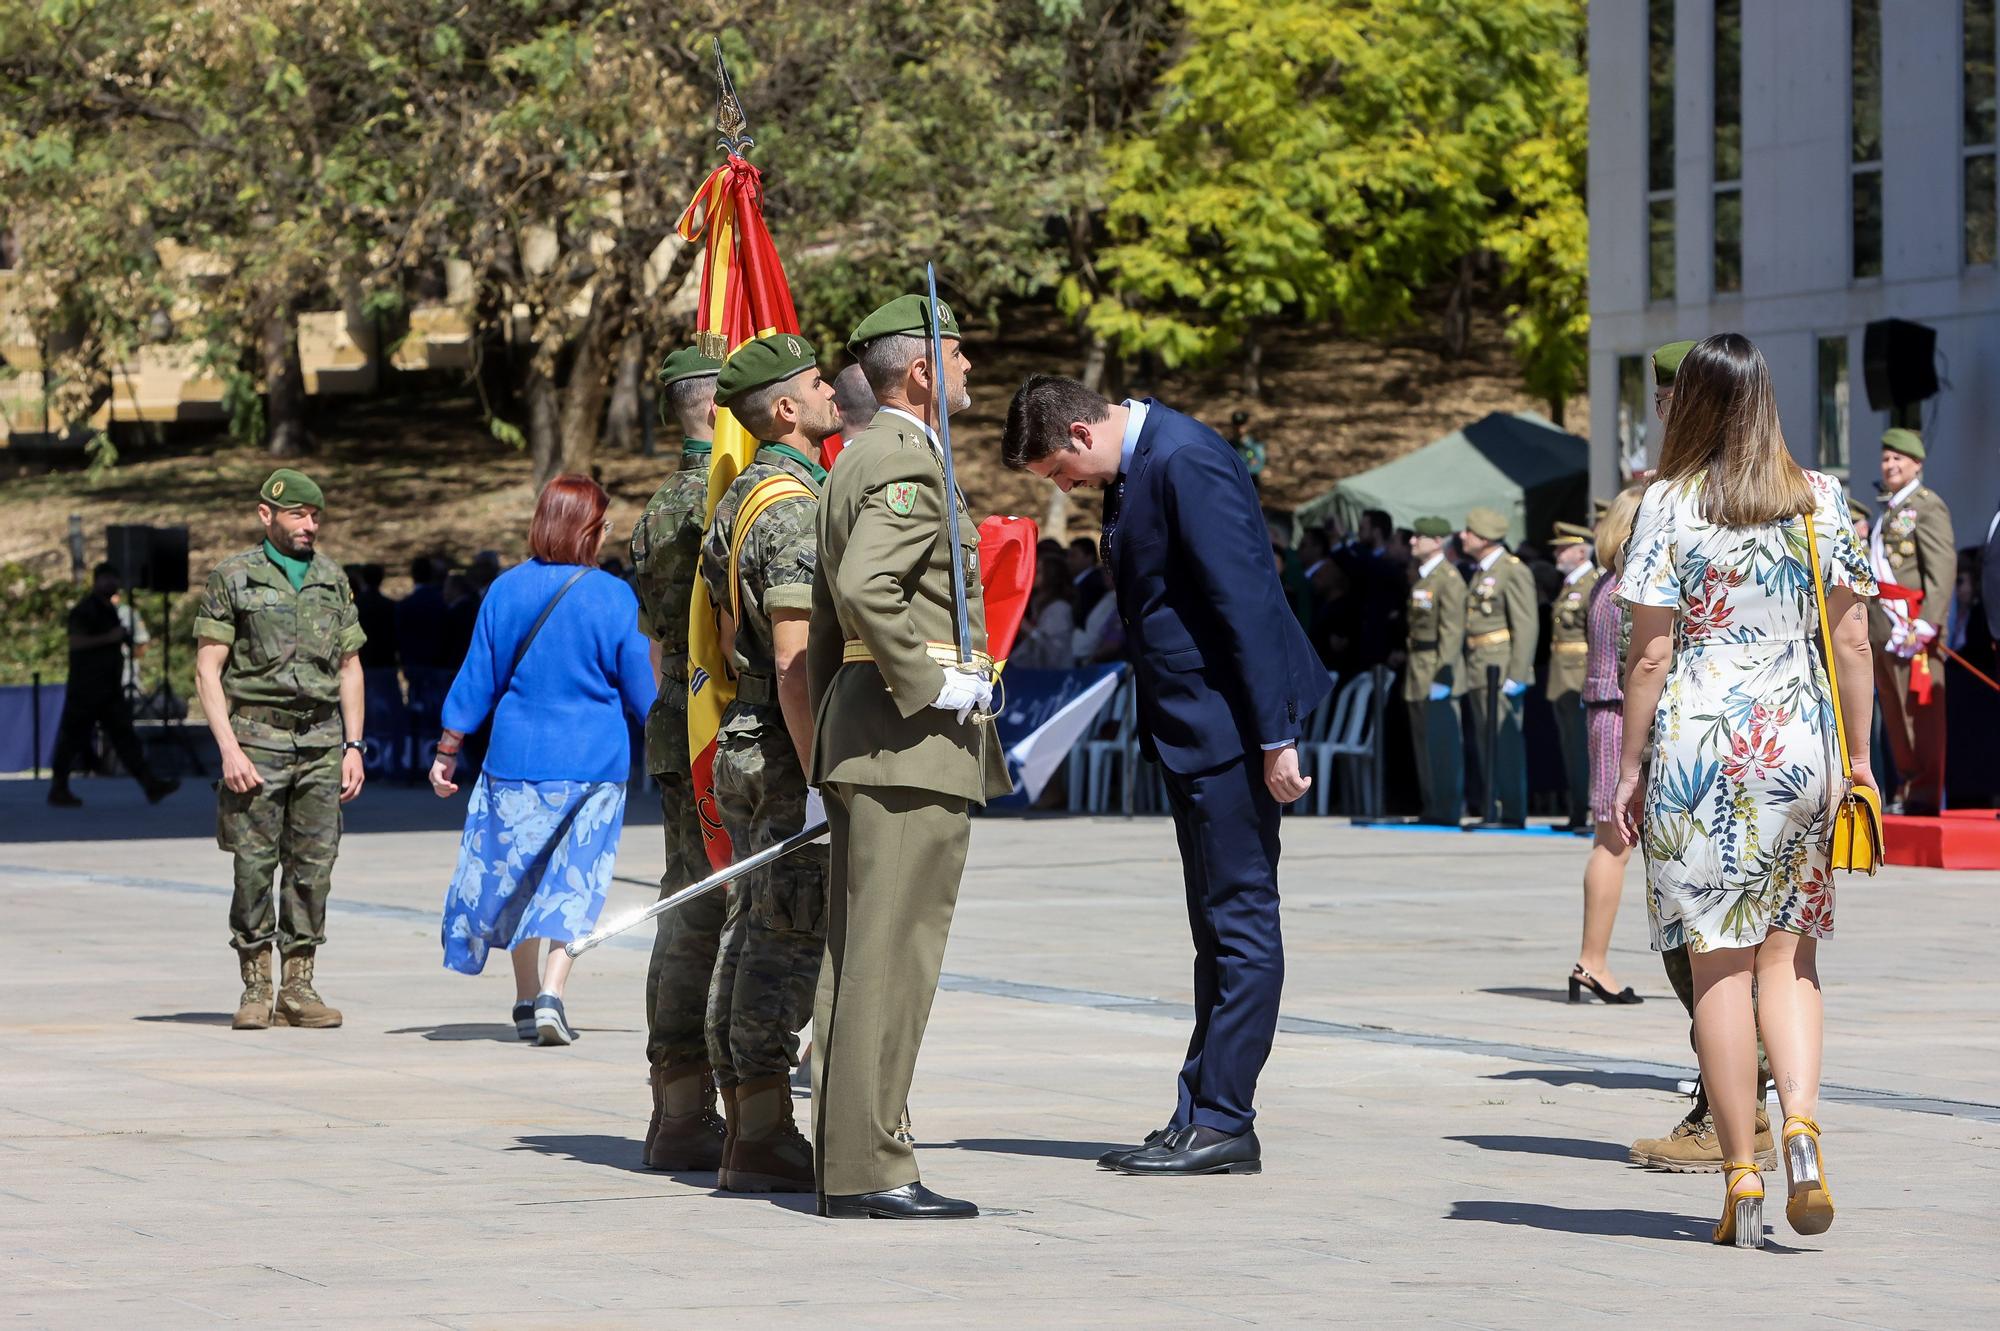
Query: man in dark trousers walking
1003 375 1329 1177
46 562 180 808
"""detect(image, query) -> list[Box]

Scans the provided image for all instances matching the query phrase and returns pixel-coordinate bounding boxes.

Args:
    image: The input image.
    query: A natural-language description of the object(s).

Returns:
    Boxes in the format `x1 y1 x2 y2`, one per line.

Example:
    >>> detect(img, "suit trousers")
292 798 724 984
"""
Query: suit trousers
812 781 969 1198
1159 754 1284 1136
1874 651 1946 811
1464 686 1527 824
49 685 155 792
1550 690 1588 823
1406 697 1464 825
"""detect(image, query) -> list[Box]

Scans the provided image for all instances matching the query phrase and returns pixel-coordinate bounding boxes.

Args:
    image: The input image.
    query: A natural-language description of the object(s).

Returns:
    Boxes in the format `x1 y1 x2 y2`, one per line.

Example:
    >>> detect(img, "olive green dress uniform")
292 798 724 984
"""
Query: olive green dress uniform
1868 429 1955 812
194 544 363 958
630 429 722 1072
1461 510 1538 826
1546 524 1598 827
697 442 829 1085
806 403 1012 1201
1402 530 1467 825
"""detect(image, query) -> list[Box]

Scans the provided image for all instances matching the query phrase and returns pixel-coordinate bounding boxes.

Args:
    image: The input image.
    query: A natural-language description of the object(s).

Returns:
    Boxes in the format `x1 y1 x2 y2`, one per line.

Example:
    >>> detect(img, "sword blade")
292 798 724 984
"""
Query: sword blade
563 820 829 957
926 261 973 663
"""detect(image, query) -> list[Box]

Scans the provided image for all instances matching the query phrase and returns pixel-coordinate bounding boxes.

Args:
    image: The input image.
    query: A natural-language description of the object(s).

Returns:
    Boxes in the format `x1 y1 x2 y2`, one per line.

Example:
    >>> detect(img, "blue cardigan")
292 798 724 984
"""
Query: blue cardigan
441 561 657 783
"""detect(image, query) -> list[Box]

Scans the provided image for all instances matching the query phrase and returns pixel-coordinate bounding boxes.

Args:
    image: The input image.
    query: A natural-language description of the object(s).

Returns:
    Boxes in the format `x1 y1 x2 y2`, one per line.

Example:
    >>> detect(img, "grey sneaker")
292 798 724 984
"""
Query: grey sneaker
534 992 578 1046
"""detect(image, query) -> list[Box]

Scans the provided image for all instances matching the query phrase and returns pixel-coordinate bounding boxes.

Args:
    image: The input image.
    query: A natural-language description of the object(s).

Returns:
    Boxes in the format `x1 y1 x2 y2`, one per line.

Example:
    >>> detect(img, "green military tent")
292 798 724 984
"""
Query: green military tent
1291 411 1590 547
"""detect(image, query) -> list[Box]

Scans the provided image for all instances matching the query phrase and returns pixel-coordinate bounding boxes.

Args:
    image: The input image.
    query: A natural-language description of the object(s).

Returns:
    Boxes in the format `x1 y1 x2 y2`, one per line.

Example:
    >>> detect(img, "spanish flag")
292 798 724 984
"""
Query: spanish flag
675 155 803 870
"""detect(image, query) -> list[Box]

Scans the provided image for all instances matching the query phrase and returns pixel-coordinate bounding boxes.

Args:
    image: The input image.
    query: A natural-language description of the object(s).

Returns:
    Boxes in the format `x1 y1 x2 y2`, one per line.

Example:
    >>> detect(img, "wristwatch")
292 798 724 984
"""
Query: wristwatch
341 740 365 754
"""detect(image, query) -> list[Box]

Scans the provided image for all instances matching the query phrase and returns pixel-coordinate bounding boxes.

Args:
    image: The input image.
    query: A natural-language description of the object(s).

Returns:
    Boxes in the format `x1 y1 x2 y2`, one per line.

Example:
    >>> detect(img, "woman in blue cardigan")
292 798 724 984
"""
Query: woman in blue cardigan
429 475 656 1045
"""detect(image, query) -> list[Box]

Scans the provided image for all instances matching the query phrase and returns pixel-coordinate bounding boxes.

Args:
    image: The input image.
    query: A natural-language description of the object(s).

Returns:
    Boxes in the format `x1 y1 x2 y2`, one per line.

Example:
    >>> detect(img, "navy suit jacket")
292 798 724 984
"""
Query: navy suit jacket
1109 401 1331 775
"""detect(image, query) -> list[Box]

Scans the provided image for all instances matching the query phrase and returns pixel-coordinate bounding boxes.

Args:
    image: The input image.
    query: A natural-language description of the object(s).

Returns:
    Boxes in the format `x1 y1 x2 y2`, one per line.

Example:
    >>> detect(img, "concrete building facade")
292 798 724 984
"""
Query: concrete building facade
1588 0 1998 529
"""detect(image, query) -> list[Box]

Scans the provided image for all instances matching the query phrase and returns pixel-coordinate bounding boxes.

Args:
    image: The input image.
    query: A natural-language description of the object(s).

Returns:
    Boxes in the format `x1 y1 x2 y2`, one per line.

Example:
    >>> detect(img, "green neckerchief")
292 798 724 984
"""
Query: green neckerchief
757 441 827 486
263 538 311 591
681 437 712 456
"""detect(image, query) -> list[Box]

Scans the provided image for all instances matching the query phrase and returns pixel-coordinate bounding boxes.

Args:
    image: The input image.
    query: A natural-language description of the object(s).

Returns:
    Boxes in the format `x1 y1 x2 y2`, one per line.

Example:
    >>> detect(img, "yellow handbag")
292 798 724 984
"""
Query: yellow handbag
1805 514 1885 874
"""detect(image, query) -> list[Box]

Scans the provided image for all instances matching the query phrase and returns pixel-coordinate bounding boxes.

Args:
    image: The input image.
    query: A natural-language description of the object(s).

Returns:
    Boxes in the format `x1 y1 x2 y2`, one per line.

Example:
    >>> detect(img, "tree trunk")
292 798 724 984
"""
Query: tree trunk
525 358 561 494
1042 487 1071 546
1547 394 1566 429
556 300 613 480
1079 331 1109 395
1442 254 1475 360
604 332 645 455
1240 332 1263 399
262 312 309 457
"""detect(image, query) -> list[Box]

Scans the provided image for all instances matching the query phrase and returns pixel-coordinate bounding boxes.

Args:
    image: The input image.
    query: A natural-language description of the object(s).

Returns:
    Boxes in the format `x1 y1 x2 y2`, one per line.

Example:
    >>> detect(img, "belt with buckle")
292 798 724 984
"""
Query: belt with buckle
1552 640 1589 654
1410 639 1440 651
232 702 338 733
842 640 993 672
1467 629 1512 649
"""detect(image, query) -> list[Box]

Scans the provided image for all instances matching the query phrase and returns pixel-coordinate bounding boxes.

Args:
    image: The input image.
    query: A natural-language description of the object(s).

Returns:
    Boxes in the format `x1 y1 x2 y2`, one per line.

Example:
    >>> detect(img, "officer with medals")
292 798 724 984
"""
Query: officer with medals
1546 520 1599 832
696 333 840 1193
1458 505 1538 827
805 294 1011 1219
1403 516 1467 825
1868 428 1954 815
193 469 365 1032
629 345 729 1172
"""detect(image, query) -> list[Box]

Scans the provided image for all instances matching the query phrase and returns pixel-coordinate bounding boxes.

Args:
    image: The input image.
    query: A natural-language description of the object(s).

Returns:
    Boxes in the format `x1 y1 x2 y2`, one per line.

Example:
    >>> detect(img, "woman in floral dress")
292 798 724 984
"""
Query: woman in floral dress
1613 334 1876 1247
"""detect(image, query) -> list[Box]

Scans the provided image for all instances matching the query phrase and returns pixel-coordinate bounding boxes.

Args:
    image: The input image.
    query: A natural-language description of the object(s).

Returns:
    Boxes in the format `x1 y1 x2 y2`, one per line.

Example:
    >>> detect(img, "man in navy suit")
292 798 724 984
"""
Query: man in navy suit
1002 375 1331 1176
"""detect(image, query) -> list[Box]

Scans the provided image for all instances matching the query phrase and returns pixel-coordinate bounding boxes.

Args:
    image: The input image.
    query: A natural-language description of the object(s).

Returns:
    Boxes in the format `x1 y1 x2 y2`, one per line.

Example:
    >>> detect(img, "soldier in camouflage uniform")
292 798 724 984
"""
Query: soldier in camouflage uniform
696 333 840 1193
1545 520 1599 831
1402 516 1466 825
629 345 729 1171
1457 505 1538 827
192 469 366 1032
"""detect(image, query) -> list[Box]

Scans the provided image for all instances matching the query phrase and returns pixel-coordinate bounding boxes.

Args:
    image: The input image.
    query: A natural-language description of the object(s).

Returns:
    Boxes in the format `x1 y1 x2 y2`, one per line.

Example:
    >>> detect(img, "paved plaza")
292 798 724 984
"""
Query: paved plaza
2 777 1996 1328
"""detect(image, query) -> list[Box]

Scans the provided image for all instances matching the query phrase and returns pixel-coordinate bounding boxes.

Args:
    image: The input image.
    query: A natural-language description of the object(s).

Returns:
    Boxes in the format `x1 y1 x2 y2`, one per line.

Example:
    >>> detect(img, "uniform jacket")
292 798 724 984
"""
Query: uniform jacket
806 411 1011 803
630 442 711 775
194 545 364 751
1402 557 1468 701
1545 565 1599 697
1107 401 1330 774
1868 481 1954 646
1463 550 1538 688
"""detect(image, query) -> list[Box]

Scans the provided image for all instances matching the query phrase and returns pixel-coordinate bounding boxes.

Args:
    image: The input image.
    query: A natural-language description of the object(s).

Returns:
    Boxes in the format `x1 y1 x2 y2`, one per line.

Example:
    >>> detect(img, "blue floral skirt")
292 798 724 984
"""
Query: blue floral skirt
441 774 627 975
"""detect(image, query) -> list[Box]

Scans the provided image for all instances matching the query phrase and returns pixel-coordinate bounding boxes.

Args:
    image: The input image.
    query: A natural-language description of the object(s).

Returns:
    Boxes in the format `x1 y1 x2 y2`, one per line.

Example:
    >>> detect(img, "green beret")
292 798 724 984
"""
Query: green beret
1412 516 1452 538
260 468 323 510
1881 427 1925 461
1549 519 1594 547
1653 340 1695 386
713 332 819 408
846 293 960 356
658 344 722 387
1464 506 1509 542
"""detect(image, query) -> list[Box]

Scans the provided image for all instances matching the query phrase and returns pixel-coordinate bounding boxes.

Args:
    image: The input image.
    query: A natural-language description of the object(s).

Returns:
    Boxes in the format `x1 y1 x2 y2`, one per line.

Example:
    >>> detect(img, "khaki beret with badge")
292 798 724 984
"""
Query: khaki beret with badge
1412 515 1453 538
658 344 723 387
1653 340 1695 387
1881 427 1925 461
713 332 819 408
847 294 960 356
1464 506 1510 542
260 468 323 511
1550 520 1593 547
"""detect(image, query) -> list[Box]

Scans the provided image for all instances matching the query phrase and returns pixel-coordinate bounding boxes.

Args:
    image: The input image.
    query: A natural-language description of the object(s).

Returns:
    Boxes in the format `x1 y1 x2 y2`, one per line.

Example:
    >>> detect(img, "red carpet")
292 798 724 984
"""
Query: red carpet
1883 811 2000 870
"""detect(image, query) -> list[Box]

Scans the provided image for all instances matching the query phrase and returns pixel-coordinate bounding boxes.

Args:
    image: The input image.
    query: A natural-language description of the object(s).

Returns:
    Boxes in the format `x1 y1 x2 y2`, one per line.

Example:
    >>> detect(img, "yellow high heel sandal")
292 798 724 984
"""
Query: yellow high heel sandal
1783 1115 1836 1235
1713 1161 1764 1248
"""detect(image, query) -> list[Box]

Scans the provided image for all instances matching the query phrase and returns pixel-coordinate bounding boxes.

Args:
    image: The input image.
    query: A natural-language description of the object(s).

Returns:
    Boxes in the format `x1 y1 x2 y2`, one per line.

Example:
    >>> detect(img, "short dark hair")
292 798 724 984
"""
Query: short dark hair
93 560 119 581
1002 374 1112 469
664 374 716 437
1068 535 1098 559
1362 508 1393 542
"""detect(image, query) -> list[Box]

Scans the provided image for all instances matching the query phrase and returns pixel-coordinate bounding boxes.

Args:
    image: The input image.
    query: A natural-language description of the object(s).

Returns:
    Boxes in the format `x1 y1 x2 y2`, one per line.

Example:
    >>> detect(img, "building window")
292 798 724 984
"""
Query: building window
1852 0 1883 279
1617 354 1649 481
1648 0 1676 302
1816 336 1850 473
1714 0 1743 293
1968 0 1998 266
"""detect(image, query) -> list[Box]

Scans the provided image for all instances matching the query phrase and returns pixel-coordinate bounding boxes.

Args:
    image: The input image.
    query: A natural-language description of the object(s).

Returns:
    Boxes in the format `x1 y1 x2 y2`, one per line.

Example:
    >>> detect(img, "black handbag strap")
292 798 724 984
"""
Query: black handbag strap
499 566 591 696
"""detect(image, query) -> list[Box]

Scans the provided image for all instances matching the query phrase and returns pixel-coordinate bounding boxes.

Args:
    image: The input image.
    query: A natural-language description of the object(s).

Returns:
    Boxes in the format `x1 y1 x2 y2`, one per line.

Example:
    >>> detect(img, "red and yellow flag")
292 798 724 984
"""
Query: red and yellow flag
675 156 804 870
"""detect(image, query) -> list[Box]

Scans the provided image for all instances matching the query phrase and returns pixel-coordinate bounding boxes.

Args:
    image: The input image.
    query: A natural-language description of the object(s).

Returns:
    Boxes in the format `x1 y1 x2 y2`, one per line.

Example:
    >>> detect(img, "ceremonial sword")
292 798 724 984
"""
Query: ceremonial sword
925 260 976 668
566 821 829 956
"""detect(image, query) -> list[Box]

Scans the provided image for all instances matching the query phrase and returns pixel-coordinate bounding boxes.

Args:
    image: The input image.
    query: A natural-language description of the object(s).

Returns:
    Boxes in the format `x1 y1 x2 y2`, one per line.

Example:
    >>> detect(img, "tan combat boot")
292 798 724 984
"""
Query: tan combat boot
644 1062 726 1172
232 948 274 1030
1630 1106 1776 1171
275 952 343 1028
718 1073 814 1193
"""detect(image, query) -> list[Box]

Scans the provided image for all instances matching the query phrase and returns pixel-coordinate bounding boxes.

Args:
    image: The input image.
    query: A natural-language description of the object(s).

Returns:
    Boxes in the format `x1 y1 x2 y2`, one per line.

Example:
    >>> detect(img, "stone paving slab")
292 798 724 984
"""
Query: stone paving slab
1 779 1997 1327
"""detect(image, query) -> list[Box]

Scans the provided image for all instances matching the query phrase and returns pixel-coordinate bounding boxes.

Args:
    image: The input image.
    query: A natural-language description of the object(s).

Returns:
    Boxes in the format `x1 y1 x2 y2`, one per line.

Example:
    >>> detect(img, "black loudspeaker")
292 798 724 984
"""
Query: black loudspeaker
1862 318 1939 411
105 524 191 593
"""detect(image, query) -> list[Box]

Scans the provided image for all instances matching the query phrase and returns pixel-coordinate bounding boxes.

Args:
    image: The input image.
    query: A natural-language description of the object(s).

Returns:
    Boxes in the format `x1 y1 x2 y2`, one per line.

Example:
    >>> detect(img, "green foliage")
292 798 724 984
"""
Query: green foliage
0 562 74 687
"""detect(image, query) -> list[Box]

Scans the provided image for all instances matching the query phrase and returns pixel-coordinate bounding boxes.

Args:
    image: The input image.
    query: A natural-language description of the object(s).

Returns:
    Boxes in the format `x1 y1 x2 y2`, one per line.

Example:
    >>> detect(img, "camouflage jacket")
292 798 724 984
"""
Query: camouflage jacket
193 544 363 750
630 439 711 773
698 444 823 747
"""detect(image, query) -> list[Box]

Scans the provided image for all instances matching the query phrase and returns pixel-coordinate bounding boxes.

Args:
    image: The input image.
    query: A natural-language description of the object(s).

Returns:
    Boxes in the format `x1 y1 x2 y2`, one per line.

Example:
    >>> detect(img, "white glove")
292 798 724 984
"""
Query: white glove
930 670 992 723
1502 678 1529 698
803 787 825 830
1428 683 1450 701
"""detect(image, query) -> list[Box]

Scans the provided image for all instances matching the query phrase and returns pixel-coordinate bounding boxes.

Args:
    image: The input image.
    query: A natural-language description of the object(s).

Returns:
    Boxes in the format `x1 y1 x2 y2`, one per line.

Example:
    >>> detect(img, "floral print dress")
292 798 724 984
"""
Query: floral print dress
1617 469 1877 953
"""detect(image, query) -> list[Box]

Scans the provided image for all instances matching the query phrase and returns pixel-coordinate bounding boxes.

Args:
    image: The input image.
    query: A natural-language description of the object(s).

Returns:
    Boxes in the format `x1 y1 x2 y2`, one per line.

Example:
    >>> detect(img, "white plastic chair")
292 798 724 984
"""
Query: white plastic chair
1065 675 1135 812
1288 671 1342 816
1313 673 1377 815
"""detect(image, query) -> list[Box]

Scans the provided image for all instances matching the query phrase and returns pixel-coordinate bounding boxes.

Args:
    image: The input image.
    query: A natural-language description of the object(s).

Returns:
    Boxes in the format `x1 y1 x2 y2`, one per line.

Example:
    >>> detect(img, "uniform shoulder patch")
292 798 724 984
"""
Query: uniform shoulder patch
886 481 918 515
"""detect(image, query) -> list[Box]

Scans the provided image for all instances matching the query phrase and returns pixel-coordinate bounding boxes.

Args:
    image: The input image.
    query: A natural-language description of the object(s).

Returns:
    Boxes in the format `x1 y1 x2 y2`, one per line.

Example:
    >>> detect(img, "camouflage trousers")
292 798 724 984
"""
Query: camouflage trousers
706 722 827 1086
218 743 342 956
646 770 726 1069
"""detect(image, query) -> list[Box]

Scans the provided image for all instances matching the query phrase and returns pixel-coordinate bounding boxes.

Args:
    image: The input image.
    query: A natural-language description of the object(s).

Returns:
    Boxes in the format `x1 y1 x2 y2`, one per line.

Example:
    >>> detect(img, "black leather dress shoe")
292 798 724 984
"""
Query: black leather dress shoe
1096 1126 1173 1169
819 1182 978 1219
1106 1125 1261 1176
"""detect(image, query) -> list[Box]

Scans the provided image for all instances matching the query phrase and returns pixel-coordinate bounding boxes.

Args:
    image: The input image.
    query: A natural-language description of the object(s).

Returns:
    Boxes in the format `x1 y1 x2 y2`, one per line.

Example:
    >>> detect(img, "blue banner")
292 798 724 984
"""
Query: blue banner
986 664 1126 809
0 682 66 773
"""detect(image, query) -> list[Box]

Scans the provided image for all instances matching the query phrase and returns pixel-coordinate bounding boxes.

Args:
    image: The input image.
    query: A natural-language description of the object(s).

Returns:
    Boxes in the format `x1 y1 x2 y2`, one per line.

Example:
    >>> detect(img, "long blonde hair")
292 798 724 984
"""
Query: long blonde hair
1653 333 1814 525
1595 484 1647 577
